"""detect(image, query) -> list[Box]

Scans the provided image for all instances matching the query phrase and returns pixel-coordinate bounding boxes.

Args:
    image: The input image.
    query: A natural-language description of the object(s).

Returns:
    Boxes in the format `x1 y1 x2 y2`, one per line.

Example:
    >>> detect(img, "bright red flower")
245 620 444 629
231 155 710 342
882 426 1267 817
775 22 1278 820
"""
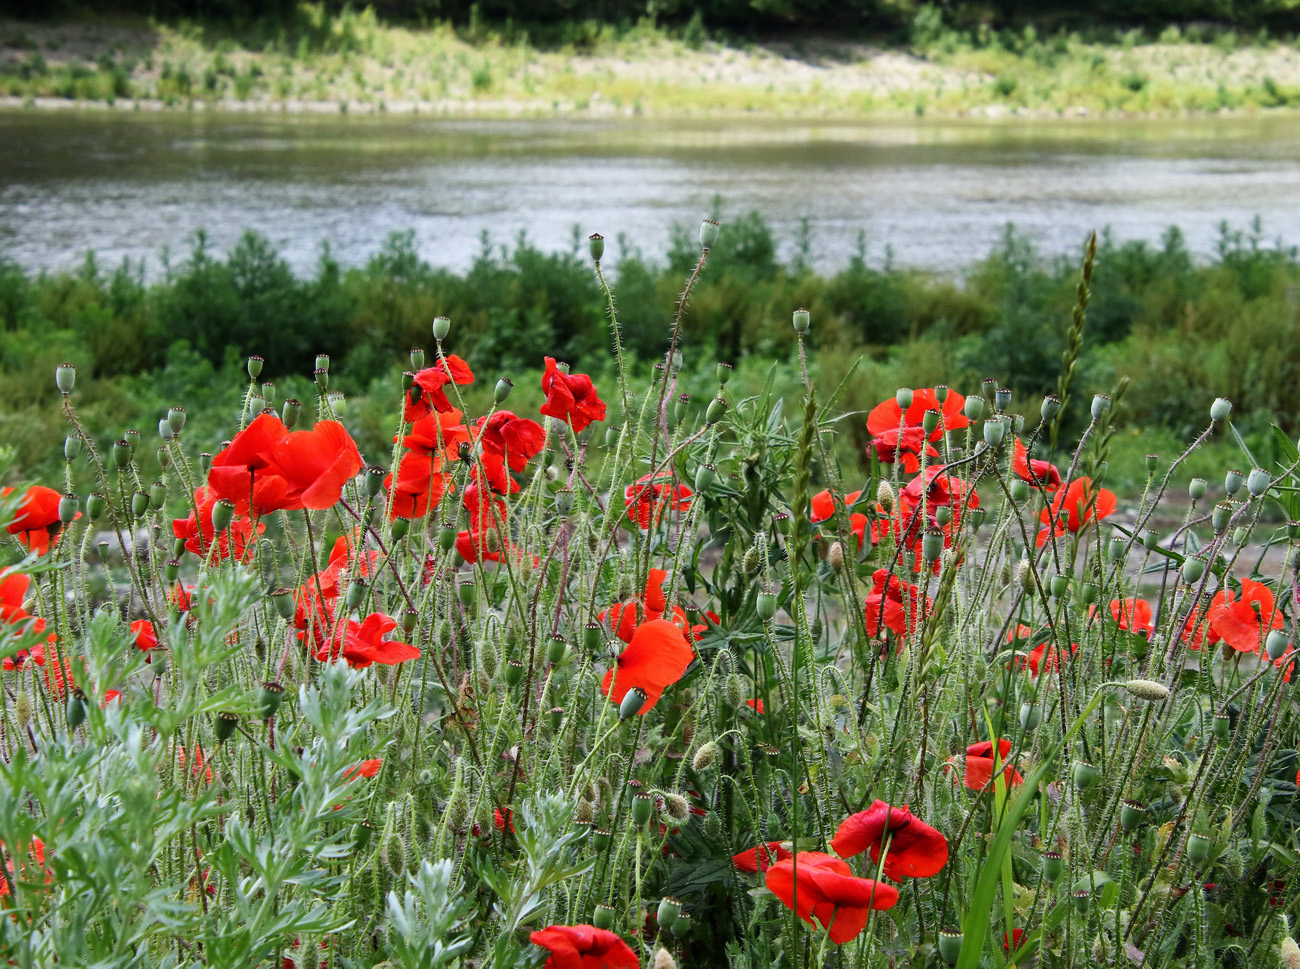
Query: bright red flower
599 569 698 644
528 924 638 969
765 851 899 945
404 355 475 421
172 486 264 563
317 613 420 669
601 618 695 714
1208 577 1283 654
1 568 29 623
343 759 383 782
1004 928 1025 952
0 837 49 899
1021 640 1078 677
130 619 158 652
733 841 791 872
386 451 452 520
864 569 930 641
831 801 949 880
472 411 546 494
541 357 607 434
401 407 470 457
1102 597 1154 636
624 474 693 530
869 425 936 474
1037 477 1116 545
747 698 766 714
1 572 46 671
901 466 980 513
946 739 1024 791
866 389 969 473
1013 438 1062 492
2 485 70 555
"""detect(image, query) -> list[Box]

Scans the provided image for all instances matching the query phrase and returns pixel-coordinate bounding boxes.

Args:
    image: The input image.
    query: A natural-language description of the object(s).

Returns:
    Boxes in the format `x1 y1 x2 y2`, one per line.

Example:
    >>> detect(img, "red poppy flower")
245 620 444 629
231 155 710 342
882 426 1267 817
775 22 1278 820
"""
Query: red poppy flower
866 389 969 473
747 698 766 714
599 569 698 644
1208 577 1283 653
1005 623 1034 643
318 613 420 669
172 487 264 563
901 467 980 513
733 841 791 872
1101 597 1154 636
541 357 608 434
404 355 475 421
1 573 45 671
0 837 49 899
1180 602 1219 651
765 851 899 945
131 619 158 652
2 485 70 555
945 739 1024 791
385 451 452 520
1020 640 1078 677
864 569 930 641
493 808 515 833
528 924 638 969
1004 928 1025 952
624 474 693 530
401 408 470 458
831 801 949 880
810 488 886 550
343 759 383 782
601 618 695 715
1036 477 1116 545
1013 438 1062 492
472 411 546 494
1 568 29 623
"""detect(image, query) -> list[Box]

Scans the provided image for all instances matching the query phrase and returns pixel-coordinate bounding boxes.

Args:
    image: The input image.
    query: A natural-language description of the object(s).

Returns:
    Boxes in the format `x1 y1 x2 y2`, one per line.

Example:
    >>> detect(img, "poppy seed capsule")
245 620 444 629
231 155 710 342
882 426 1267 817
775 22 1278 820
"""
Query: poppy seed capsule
1181 556 1208 584
1009 478 1029 502
592 903 616 930
409 346 425 370
261 382 275 405
313 368 328 391
995 387 1012 412
66 688 87 729
1072 890 1091 913
791 307 811 334
1210 397 1232 423
58 493 79 525
547 636 568 665
1247 467 1271 497
55 362 76 395
159 419 175 441
631 791 656 825
390 517 409 541
547 706 564 730
619 687 648 720
1187 477 1207 501
582 621 603 654
1108 537 1126 562
586 232 605 262
1120 800 1147 832
149 481 166 510
1042 850 1064 883
1040 394 1061 421
1050 573 1070 598
1211 502 1233 531
85 493 107 520
1224 469 1244 496
214 711 239 743
922 408 941 435
457 582 476 607
130 491 149 519
699 219 721 250
705 396 727 425
983 419 1006 446
345 580 367 611
494 377 513 404
937 929 963 966
657 897 682 931
671 913 692 939
1266 629 1291 661
1019 702 1042 730
921 527 943 563
756 591 777 622
1187 832 1211 865
112 439 133 469
211 499 235 532
895 387 914 410
281 398 301 428
270 588 296 620
504 660 526 688
963 395 984 421
1090 394 1111 420
258 681 285 719
1080 582 1099 606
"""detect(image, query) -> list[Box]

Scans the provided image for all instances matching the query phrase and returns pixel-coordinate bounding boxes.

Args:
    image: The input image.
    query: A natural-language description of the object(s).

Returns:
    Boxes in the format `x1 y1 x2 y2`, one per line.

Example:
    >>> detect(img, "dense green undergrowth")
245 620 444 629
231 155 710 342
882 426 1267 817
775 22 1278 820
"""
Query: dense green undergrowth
2 213 1297 492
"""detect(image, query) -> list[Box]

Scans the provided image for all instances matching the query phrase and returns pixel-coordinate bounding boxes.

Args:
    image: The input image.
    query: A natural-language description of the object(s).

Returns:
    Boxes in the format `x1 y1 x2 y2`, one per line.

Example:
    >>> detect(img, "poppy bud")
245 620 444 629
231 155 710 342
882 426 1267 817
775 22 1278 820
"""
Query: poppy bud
725 673 744 710
1080 582 1099 605
716 362 732 386
1042 850 1064 883
1124 679 1170 702
1072 889 1091 913
877 480 895 514
1211 502 1233 531
15 693 31 730
59 493 79 525
1090 394 1111 420
1224 469 1243 496
922 527 943 563
112 439 133 469
281 398 301 428
1019 701 1042 730
131 491 149 519
86 493 107 521
670 913 692 939
743 546 763 576
1266 629 1290 661
828 541 846 572
692 741 720 770
1247 467 1271 497
1120 799 1147 832
56 362 76 395
705 396 727 426
1009 478 1029 502
922 408 941 435
631 791 655 825
938 929 963 966
662 793 691 823
258 681 285 719
995 387 1012 413
592 903 616 930
895 387 914 410
756 591 777 622
657 897 682 932
214 711 240 743
1050 573 1070 598
700 219 721 250
66 688 88 729
1210 397 1232 423
619 687 648 720
547 635 568 665
457 582 476 607
1181 555 1207 584
983 419 1006 446
1017 558 1033 592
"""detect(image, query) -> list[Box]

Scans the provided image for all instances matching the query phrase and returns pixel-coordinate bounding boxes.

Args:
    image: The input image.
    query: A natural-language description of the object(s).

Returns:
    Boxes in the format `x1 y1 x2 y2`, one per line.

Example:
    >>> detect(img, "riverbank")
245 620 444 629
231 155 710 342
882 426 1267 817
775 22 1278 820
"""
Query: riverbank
6 14 1300 118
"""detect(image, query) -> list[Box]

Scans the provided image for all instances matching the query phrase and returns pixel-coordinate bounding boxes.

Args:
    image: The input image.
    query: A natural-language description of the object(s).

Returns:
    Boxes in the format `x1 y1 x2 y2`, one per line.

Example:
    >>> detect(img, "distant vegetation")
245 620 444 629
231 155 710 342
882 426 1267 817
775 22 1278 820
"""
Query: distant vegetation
2 212 1296 490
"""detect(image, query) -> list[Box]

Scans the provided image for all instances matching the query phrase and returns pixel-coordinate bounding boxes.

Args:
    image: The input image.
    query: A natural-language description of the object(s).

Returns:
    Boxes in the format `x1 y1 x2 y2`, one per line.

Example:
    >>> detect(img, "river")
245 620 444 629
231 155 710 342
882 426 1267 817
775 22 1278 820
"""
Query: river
3 108 1300 276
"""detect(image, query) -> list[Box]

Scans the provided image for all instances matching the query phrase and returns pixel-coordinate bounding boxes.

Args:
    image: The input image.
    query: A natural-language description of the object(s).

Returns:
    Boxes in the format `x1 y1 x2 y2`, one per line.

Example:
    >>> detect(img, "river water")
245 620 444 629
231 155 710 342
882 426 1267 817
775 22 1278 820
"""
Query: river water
3 109 1300 276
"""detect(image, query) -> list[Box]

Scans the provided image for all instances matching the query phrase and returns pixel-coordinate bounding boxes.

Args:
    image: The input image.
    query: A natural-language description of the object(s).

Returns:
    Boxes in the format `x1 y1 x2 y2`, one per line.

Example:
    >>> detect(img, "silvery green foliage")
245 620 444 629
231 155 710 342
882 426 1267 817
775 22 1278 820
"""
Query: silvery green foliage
384 860 473 969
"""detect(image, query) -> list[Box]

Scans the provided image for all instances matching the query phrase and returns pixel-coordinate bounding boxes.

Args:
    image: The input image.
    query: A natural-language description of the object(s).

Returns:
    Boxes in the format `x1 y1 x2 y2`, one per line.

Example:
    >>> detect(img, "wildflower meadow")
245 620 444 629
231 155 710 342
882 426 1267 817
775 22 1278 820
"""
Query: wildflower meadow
0 221 1298 969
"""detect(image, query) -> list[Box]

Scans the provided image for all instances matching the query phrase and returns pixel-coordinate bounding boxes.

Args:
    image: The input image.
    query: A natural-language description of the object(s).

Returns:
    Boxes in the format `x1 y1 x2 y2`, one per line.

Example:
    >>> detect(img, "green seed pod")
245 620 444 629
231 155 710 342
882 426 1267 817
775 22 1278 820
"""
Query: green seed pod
313 368 329 391
55 362 76 396
716 362 732 385
1188 477 1207 501
282 398 301 429
993 386 1012 412
619 687 648 720
112 439 133 469
1090 394 1111 420
588 232 605 262
432 316 451 342
581 621 603 655
214 711 240 743
1213 712 1231 742
756 591 777 622
400 610 418 636
1043 850 1064 883
1210 397 1232 423
149 481 167 510
938 929 963 966
130 491 149 519
592 903 615 930
270 588 296 621
246 355 264 380
921 408 941 435
457 582 476 607
1181 556 1208 584
1072 761 1099 791
699 219 721 250
1247 467 1271 497
670 913 692 939
1050 573 1070 598
1072 890 1091 913
631 792 655 826
934 504 952 526
705 396 727 426
493 377 513 405
211 498 235 532
1009 478 1029 502
1187 832 1211 865
1019 702 1042 731
693 463 716 493
1120 800 1147 832
791 307 811 334
164 559 181 583
65 688 87 729
58 493 79 525
63 436 80 462
352 820 376 850
150 646 170 678
1224 469 1244 497
1040 395 1061 421
922 527 943 563
963 395 985 421
554 488 575 516
983 419 1006 446
1265 629 1291 661
547 706 564 730
408 347 425 371
657 897 682 932
547 636 568 665
258 681 285 719
389 517 409 542
895 387 914 409
592 827 613 851
504 659 526 688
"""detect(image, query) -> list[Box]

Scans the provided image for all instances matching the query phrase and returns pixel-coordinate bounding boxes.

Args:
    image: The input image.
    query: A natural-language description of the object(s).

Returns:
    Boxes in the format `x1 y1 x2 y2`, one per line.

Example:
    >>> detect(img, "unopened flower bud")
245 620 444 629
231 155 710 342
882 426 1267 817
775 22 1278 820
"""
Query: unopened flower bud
55 363 76 395
1017 557 1032 592
1210 397 1232 423
725 672 744 709
653 947 677 969
662 793 690 823
876 480 895 514
693 741 720 770
1125 679 1170 702
1247 467 1271 497
828 541 846 572
15 693 31 730
588 232 605 261
1090 394 1111 420
895 387 914 410
699 219 721 250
